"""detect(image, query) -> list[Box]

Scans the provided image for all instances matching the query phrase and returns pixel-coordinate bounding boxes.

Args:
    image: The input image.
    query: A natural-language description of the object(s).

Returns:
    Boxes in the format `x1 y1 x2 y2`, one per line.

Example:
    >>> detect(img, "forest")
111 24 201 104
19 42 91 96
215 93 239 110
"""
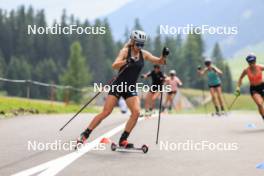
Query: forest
0 6 233 102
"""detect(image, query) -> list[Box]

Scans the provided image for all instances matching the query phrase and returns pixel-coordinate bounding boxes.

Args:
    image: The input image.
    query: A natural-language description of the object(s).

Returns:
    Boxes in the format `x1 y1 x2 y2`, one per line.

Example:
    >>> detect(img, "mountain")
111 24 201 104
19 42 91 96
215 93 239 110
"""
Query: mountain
102 0 264 56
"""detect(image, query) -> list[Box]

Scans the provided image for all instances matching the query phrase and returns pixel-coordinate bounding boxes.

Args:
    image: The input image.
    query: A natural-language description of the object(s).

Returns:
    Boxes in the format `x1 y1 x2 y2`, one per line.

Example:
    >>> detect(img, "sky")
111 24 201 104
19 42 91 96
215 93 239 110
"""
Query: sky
0 0 133 23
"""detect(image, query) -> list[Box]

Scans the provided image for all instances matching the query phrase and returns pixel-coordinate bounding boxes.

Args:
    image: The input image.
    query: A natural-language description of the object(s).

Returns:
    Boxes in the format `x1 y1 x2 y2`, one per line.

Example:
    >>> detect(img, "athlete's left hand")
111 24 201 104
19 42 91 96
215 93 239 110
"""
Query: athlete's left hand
234 87 241 97
140 74 146 79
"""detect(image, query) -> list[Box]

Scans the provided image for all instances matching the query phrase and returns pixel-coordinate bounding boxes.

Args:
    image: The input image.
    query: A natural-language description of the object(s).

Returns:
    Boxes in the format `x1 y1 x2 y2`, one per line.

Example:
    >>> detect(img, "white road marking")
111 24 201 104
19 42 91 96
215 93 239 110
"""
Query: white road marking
11 117 148 176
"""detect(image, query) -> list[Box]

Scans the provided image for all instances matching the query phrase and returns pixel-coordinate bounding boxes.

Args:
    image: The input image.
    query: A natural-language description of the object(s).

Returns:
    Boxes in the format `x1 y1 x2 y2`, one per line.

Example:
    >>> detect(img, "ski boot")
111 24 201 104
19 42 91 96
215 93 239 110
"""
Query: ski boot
75 131 89 150
119 140 134 149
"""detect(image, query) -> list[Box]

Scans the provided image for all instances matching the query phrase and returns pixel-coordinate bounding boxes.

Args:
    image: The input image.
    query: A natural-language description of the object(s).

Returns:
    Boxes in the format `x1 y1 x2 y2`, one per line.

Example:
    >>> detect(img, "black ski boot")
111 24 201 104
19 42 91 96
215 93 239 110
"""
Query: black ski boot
119 139 134 149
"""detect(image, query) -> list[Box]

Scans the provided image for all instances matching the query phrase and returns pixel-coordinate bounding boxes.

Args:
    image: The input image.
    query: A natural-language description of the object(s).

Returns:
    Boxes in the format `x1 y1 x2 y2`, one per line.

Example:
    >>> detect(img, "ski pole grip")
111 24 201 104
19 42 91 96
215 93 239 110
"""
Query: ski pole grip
162 47 170 57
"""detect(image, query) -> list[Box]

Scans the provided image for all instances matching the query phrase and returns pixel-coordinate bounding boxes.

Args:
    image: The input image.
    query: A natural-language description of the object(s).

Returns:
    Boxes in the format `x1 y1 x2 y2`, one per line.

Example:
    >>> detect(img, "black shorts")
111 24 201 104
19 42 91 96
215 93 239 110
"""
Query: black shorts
150 85 161 93
250 83 264 97
108 89 138 100
209 84 221 88
168 91 177 95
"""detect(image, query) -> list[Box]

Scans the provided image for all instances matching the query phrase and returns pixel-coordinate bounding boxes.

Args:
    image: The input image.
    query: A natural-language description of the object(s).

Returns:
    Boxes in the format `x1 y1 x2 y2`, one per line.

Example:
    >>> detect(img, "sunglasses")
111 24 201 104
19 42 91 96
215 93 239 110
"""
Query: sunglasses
204 62 211 66
135 42 144 48
248 61 256 64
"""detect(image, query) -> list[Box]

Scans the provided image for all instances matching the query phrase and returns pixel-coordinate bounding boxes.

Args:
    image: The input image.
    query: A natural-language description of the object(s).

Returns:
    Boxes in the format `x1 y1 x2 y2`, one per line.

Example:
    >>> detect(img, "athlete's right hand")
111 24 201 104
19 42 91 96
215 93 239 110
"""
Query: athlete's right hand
234 87 241 97
197 66 202 70
162 47 170 57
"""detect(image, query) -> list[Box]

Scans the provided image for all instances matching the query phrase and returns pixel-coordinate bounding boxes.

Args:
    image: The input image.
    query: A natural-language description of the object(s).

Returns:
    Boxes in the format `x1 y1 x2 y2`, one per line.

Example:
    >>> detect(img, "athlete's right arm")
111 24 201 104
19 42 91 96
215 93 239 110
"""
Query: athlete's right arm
237 69 247 88
197 67 207 75
112 48 128 70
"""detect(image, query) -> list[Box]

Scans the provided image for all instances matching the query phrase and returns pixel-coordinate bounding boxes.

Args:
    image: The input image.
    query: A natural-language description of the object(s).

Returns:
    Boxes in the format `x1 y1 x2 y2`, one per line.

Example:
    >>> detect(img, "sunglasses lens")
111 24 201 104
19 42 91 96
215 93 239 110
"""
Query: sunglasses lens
135 42 144 48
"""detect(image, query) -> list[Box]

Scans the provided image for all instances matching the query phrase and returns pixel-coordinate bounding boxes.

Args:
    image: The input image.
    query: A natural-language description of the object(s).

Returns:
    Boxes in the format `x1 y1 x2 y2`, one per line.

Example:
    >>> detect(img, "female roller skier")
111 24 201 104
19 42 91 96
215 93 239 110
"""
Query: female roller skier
141 64 165 115
236 53 264 120
162 70 182 112
197 58 225 116
77 30 169 148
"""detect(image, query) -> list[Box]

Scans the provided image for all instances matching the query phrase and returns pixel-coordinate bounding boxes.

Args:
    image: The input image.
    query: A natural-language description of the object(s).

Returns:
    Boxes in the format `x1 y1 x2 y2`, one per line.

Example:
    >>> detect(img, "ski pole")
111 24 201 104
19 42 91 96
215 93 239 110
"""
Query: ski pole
155 47 169 144
156 91 163 144
222 92 230 110
202 79 208 115
228 95 239 111
59 63 130 131
197 66 208 115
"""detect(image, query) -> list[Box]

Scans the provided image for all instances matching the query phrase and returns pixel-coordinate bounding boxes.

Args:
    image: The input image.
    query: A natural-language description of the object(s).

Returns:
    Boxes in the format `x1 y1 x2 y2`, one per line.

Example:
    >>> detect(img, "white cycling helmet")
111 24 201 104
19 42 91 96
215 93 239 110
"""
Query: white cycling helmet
130 30 147 43
204 57 212 63
169 70 176 75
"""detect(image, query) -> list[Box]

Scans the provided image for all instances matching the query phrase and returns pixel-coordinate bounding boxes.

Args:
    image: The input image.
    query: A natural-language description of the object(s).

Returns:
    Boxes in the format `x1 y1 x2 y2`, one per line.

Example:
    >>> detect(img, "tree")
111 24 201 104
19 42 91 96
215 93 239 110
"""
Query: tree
60 41 91 102
5 56 31 96
133 18 143 30
211 42 233 92
223 64 233 92
212 42 225 70
31 58 58 98
0 51 6 89
123 26 130 42
0 50 6 76
181 31 204 88
153 29 162 56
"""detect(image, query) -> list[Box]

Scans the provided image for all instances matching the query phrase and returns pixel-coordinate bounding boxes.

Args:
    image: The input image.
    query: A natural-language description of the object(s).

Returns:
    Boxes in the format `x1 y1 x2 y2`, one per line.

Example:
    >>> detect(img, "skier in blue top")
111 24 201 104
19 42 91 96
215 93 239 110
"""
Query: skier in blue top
198 58 225 115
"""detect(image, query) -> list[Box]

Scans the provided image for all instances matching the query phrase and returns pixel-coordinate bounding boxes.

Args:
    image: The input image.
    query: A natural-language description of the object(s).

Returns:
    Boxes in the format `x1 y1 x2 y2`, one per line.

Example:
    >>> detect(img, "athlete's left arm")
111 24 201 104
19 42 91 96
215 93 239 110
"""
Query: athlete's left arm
142 71 152 79
260 65 264 71
176 77 183 86
142 50 166 65
212 65 223 75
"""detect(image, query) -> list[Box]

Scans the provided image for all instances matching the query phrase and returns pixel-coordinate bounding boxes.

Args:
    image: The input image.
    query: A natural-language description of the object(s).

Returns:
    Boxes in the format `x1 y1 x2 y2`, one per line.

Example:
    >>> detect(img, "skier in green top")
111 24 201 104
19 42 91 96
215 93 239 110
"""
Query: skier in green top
197 58 225 116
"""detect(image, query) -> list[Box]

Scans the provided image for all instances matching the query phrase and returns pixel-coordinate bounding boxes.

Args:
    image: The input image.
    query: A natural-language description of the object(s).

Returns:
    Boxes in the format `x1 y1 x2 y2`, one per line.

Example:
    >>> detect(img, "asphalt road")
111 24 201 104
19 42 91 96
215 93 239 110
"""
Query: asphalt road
0 111 264 176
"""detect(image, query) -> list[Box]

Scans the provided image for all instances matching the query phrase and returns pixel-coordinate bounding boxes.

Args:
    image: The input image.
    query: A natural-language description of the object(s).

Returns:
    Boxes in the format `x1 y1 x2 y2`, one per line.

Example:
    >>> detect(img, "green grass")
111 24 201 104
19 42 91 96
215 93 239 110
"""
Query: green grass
0 96 100 116
179 88 257 114
0 87 259 117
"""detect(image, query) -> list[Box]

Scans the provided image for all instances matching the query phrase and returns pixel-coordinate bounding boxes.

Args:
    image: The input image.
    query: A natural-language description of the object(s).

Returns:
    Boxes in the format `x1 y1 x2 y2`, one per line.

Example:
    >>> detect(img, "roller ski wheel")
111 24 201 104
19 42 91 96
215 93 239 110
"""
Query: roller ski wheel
211 112 221 117
142 144 149 153
140 110 152 119
221 111 227 116
110 142 149 154
111 142 117 151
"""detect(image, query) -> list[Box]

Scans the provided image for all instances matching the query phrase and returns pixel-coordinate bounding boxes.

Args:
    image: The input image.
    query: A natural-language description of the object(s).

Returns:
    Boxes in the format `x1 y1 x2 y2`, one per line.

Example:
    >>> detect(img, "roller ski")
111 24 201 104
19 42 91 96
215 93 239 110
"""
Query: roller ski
139 109 153 118
220 111 228 116
111 140 148 154
211 111 227 117
211 111 221 117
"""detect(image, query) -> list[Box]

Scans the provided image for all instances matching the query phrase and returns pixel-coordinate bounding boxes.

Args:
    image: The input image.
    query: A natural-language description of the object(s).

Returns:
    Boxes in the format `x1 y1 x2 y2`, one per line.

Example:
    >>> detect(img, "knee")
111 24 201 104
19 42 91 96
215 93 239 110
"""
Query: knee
211 95 216 101
131 109 140 118
151 97 156 101
101 108 112 117
256 103 263 109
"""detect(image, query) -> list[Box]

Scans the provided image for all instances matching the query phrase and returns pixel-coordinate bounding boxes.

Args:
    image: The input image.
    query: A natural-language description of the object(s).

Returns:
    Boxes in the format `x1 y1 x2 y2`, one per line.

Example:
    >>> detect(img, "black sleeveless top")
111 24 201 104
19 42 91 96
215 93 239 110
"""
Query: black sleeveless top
148 70 165 86
113 47 144 87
